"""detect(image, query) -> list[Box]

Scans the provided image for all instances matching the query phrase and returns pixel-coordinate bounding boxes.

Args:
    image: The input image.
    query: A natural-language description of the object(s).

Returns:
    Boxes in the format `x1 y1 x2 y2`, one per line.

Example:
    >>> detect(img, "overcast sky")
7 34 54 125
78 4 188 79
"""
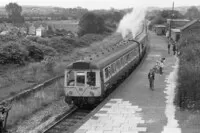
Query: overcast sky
0 0 200 9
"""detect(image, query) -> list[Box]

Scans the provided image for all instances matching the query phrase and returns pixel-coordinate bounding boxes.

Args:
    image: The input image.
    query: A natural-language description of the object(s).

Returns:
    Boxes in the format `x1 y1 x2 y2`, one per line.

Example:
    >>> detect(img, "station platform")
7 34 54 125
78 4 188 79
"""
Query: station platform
74 32 179 133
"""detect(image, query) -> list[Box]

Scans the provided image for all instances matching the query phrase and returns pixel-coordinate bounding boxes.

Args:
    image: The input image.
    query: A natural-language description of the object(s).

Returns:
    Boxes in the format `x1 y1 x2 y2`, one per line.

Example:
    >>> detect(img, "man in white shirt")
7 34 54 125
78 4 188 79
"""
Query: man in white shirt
159 58 165 75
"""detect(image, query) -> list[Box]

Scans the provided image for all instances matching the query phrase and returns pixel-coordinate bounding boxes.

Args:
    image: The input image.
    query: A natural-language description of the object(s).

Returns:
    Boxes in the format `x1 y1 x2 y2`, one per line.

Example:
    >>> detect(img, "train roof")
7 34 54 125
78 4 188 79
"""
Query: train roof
94 41 138 68
66 40 139 70
66 33 147 70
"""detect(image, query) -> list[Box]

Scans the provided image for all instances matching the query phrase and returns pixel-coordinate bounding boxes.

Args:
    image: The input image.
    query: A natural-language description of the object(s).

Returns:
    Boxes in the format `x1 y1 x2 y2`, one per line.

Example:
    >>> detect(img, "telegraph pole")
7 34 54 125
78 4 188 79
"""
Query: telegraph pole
169 2 174 39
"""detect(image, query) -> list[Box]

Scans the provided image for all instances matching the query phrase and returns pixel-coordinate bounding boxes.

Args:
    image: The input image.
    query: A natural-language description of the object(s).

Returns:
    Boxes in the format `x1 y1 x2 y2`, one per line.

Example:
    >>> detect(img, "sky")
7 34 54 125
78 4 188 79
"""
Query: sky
0 0 200 9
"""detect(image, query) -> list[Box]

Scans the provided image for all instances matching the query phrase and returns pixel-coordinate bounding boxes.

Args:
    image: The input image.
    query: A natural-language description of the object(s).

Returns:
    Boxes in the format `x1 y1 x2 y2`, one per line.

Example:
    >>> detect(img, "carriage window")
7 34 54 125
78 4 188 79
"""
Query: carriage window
123 56 127 64
67 71 75 86
110 63 115 75
87 72 96 86
76 72 85 86
112 62 116 73
104 67 109 79
120 58 123 68
116 60 120 71
108 66 112 77
127 54 130 62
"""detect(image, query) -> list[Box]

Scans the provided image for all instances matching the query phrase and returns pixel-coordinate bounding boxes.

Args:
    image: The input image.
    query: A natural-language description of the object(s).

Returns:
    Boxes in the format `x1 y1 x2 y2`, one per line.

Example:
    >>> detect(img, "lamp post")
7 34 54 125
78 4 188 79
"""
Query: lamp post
169 2 174 39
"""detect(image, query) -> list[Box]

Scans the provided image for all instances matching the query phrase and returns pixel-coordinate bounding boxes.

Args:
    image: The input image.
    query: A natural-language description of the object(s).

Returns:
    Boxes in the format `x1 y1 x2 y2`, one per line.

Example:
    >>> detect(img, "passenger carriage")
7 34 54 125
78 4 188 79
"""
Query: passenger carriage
64 32 148 107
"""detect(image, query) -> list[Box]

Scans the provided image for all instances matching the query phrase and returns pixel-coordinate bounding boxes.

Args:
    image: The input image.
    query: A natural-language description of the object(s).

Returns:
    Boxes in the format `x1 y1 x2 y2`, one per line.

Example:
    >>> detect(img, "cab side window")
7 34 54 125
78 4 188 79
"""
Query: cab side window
67 71 75 86
87 72 96 86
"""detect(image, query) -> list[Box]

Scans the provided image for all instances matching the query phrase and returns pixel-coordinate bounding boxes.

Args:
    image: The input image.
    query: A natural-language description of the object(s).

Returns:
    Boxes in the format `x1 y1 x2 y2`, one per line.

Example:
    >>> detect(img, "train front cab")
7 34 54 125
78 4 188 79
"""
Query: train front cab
64 68 101 106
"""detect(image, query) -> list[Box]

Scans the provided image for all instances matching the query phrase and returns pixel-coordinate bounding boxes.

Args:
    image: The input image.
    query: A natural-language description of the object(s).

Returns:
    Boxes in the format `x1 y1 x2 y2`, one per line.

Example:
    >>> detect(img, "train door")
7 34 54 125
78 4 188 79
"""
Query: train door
85 70 101 97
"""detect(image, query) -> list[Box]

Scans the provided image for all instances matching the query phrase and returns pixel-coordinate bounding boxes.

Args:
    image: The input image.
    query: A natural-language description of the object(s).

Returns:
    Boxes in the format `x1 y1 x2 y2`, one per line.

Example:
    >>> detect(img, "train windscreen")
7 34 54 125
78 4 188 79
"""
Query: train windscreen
66 71 96 87
76 72 85 86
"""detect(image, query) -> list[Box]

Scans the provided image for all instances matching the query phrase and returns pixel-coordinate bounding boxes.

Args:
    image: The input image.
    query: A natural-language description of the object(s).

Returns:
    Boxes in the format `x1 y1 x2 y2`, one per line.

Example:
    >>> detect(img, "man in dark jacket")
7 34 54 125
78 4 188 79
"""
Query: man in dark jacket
148 69 155 90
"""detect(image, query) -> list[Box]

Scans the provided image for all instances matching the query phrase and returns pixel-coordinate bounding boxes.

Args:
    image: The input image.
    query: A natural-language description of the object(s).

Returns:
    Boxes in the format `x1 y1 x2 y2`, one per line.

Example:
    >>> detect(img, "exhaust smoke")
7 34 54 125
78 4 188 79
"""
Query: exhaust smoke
117 7 147 39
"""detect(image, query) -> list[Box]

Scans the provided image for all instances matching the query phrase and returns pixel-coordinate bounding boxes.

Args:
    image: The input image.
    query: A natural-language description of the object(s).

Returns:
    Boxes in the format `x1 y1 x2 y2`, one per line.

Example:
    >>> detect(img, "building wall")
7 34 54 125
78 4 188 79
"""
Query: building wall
28 25 36 35
171 21 189 28
171 31 180 42
36 29 42 37
155 27 166 35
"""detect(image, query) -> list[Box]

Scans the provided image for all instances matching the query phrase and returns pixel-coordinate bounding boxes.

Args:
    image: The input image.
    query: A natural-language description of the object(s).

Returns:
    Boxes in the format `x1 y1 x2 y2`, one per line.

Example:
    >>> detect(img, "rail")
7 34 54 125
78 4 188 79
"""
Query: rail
42 106 92 133
42 105 78 133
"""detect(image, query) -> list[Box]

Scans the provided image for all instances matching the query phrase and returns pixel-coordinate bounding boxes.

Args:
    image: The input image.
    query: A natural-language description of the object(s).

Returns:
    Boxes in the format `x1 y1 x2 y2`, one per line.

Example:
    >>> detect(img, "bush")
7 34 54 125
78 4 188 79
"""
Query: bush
0 42 28 65
33 43 57 57
26 36 39 42
48 37 73 54
26 45 44 61
0 35 19 43
35 37 50 45
21 39 57 61
175 34 200 110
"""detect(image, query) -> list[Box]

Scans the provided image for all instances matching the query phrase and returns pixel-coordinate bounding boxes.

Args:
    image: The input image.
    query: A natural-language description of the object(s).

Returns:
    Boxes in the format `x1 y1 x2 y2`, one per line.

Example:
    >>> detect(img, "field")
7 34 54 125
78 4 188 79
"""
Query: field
45 20 79 33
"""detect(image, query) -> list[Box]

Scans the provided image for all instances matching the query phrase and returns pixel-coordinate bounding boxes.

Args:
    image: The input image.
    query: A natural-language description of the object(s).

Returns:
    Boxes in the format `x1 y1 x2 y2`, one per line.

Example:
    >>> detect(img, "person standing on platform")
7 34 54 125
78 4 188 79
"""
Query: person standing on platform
173 44 176 55
159 58 165 75
148 69 155 90
168 43 171 54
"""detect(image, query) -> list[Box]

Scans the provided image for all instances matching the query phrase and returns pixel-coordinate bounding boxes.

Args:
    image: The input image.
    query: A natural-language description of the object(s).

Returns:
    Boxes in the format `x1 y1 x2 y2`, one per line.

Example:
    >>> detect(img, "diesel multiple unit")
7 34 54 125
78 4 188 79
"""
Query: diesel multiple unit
64 25 148 107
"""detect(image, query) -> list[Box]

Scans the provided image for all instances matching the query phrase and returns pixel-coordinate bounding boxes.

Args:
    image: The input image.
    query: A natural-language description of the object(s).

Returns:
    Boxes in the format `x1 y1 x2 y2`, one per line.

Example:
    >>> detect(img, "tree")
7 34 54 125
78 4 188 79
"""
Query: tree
161 10 184 19
148 15 166 30
5 3 24 24
78 12 105 36
145 10 162 21
185 6 200 20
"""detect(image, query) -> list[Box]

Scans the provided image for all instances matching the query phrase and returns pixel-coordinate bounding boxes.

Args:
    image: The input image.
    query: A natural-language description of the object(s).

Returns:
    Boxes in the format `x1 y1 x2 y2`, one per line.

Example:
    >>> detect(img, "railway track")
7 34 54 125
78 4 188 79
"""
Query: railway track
43 106 92 133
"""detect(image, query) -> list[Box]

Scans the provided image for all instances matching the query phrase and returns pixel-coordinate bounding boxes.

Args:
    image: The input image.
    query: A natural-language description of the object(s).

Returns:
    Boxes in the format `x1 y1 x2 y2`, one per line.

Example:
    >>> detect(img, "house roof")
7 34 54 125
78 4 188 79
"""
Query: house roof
179 19 199 31
167 19 190 22
154 25 166 28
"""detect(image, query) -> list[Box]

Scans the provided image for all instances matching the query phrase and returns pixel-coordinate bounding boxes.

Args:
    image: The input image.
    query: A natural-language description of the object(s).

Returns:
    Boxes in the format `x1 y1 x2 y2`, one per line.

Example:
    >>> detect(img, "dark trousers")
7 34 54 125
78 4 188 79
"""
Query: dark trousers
160 67 163 74
149 79 154 90
168 48 170 54
0 120 3 133
173 50 176 55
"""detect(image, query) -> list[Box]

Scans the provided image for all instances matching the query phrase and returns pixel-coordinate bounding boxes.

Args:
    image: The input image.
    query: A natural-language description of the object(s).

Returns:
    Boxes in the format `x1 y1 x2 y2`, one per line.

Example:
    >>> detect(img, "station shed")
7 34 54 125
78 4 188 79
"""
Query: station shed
153 25 166 35
171 28 180 42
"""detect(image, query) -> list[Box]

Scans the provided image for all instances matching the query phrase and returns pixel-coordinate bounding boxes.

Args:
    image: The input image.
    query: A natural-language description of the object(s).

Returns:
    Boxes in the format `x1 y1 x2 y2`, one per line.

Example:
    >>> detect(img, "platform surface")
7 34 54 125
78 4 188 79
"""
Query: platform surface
73 32 193 133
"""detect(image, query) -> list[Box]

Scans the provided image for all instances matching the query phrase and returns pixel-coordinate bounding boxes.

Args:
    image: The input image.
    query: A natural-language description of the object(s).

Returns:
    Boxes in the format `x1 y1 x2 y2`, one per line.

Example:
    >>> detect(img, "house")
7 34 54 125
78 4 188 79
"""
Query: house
153 25 166 35
36 25 45 37
28 24 36 35
27 22 48 37
170 19 200 42
0 30 9 35
179 19 200 38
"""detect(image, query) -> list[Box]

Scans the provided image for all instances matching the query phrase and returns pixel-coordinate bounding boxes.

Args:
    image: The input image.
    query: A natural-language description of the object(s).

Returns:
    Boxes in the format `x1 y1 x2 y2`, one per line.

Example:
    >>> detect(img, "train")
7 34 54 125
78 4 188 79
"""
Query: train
64 23 148 107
